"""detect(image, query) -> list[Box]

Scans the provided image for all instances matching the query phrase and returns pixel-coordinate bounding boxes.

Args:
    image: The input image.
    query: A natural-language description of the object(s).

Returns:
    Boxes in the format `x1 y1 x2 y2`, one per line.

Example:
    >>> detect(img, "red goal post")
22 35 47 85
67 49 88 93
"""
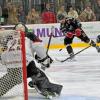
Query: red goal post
0 30 28 100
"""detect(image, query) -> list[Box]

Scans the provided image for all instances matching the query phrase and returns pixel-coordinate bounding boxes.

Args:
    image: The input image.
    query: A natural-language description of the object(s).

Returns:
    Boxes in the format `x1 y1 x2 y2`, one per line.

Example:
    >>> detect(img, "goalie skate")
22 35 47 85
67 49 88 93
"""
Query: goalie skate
41 89 57 99
28 82 57 99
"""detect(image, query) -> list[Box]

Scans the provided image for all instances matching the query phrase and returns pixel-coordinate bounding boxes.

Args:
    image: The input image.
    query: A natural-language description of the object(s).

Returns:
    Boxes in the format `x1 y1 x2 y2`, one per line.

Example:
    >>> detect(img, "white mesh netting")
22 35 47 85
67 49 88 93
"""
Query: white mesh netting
0 30 27 100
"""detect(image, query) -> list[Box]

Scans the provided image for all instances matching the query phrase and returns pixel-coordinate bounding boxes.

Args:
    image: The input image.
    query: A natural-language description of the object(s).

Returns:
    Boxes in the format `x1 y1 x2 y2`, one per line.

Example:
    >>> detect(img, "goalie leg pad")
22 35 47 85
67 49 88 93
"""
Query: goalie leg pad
47 83 63 95
27 61 40 77
30 67 63 95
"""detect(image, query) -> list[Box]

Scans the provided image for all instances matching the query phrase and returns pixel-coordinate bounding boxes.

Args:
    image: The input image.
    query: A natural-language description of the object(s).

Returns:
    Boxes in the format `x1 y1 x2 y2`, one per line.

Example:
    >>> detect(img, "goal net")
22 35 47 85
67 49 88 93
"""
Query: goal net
0 30 28 100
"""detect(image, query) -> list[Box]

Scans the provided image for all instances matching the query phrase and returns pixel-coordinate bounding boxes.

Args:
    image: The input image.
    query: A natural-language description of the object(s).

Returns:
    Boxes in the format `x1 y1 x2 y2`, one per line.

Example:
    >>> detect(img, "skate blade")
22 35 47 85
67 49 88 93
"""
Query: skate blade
46 95 53 100
67 59 77 62
46 94 60 100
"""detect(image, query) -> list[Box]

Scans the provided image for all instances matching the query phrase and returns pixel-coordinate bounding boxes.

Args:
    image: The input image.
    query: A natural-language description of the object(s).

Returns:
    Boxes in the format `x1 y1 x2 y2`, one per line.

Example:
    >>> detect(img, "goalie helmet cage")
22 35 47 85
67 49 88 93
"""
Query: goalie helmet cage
0 30 28 100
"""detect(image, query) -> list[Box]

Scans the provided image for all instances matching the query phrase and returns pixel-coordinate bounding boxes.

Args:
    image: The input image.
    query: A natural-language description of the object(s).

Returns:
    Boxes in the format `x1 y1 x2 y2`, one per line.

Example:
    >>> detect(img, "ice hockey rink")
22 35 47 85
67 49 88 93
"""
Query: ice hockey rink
29 47 100 100
0 47 100 100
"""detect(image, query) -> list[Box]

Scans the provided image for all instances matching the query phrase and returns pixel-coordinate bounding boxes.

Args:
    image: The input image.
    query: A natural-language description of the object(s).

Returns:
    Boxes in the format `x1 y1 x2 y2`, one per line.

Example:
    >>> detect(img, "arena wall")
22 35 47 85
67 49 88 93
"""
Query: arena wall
1 22 100 49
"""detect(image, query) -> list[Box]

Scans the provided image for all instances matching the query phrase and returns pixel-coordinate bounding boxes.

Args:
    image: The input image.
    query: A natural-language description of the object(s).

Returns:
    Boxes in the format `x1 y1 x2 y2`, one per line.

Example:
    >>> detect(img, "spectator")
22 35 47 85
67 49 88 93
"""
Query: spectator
79 4 96 22
57 5 67 16
41 3 57 23
2 5 8 25
18 6 26 24
68 6 79 19
94 0 100 21
0 6 2 17
0 6 2 24
26 8 41 24
7 4 18 25
57 5 67 22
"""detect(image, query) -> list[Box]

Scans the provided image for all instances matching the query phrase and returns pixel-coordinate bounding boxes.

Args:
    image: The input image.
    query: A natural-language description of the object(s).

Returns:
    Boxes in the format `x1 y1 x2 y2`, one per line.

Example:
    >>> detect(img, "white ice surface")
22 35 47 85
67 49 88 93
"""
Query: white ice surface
0 47 100 100
29 47 100 100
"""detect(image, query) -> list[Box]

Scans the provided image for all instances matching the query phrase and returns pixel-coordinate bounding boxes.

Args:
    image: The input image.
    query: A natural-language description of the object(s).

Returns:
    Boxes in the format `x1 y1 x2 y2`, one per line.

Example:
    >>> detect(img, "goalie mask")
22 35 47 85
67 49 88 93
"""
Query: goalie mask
14 23 28 33
96 35 100 43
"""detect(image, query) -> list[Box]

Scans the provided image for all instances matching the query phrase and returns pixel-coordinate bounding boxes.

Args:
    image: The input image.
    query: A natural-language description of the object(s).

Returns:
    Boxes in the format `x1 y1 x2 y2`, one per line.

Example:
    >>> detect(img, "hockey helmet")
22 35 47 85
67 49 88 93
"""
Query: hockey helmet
57 14 65 20
14 22 28 33
96 35 100 43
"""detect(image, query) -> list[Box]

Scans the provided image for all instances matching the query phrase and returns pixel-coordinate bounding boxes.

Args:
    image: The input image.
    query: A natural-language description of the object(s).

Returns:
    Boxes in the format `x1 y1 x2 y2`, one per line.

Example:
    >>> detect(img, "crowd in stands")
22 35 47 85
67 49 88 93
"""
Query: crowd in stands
0 0 100 25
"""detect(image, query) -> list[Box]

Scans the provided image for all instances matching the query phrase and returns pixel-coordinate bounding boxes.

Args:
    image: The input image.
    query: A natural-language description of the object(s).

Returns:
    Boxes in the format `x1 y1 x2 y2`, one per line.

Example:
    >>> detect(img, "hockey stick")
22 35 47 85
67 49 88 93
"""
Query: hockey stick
55 45 91 62
46 26 54 55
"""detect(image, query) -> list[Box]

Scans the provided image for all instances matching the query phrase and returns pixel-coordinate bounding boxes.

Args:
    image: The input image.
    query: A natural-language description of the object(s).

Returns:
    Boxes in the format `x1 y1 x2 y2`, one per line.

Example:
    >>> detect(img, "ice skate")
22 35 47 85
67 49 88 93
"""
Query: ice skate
31 84 56 100
68 52 76 62
41 89 56 99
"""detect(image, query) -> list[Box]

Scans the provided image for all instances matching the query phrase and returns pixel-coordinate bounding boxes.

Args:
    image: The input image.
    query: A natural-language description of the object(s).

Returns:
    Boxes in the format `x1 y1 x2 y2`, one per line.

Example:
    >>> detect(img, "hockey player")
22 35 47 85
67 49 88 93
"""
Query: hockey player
57 14 100 60
25 35 63 98
14 23 63 98
14 23 53 70
0 30 63 98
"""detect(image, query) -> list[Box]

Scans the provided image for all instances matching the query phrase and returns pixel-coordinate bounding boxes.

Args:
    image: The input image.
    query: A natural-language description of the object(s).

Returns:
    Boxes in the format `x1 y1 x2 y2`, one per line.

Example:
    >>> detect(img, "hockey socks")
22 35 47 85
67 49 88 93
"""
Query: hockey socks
66 45 76 60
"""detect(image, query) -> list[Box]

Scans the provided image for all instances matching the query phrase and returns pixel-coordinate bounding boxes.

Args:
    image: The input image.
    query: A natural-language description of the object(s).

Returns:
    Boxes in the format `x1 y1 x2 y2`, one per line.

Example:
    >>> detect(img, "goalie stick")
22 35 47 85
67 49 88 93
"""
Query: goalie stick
46 26 54 55
55 45 91 62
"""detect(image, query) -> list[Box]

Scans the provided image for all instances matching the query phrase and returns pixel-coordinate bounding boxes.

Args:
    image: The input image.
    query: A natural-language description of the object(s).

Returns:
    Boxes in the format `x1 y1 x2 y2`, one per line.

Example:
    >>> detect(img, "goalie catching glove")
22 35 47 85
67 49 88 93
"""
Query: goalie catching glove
35 54 53 70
